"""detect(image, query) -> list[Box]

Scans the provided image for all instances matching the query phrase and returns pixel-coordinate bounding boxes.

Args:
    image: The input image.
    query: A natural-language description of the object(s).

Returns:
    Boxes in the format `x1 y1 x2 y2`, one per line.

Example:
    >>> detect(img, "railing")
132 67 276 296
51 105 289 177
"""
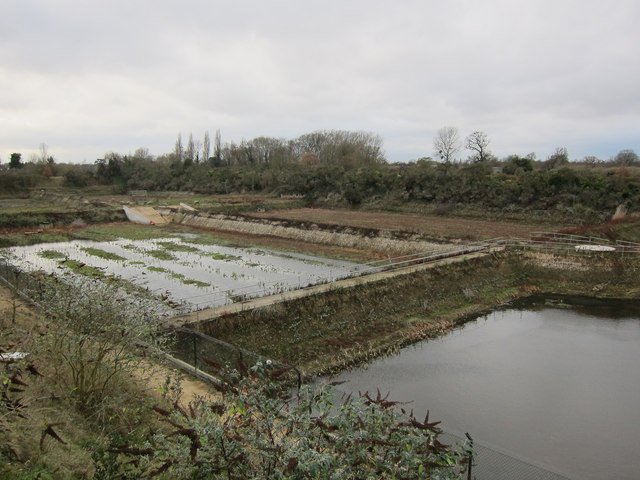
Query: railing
530 231 604 244
177 232 640 318
169 327 302 388
172 240 502 317
3 232 638 322
167 233 640 319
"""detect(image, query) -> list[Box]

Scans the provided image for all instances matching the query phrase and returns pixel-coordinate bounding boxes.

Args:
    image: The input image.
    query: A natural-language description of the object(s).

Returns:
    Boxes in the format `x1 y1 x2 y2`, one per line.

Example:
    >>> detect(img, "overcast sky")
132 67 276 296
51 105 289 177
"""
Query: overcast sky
2 0 639 164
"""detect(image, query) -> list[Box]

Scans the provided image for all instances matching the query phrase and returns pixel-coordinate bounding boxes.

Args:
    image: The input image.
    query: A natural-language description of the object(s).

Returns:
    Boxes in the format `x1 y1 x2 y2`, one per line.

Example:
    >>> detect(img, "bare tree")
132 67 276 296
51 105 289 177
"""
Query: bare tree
292 130 385 167
465 131 491 162
174 133 184 161
214 129 223 165
433 127 461 163
39 143 49 163
613 149 639 166
543 147 569 170
193 138 202 163
203 131 211 162
185 133 195 162
132 147 152 161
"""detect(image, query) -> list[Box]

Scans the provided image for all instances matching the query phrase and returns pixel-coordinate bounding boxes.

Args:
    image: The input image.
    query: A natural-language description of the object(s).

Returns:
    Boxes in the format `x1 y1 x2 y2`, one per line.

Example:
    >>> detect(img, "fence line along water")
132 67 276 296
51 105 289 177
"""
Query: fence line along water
2 234 638 319
170 233 640 324
1 235 636 480
176 239 500 315
165 328 575 480
3 232 637 325
169 327 302 387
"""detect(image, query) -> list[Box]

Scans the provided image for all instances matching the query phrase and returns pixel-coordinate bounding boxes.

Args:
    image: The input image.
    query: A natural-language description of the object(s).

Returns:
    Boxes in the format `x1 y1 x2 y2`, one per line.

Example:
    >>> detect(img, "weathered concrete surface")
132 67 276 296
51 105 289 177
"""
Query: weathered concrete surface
123 206 169 225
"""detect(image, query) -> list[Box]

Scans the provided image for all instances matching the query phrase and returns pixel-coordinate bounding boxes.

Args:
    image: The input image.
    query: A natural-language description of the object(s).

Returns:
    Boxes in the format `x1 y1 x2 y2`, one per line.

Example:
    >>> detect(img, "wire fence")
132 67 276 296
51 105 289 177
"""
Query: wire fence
168 327 302 388
439 431 572 480
171 240 499 317
170 233 640 319
0 236 633 480
166 328 575 479
3 233 638 320
166 326 572 479
0 259 49 305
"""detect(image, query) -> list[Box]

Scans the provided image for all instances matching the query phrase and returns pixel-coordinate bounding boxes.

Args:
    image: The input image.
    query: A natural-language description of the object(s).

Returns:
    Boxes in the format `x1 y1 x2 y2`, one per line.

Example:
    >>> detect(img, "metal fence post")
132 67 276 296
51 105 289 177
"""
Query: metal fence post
465 433 474 480
193 331 198 373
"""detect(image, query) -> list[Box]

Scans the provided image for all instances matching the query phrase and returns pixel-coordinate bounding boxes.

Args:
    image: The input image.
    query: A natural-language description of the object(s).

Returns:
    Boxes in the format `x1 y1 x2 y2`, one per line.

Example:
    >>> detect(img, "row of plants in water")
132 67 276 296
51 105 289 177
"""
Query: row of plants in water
1 233 365 315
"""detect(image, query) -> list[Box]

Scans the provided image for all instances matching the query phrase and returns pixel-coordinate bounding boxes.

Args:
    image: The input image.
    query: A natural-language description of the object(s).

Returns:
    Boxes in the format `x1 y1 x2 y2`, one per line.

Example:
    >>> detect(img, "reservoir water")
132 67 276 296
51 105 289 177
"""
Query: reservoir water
330 298 640 480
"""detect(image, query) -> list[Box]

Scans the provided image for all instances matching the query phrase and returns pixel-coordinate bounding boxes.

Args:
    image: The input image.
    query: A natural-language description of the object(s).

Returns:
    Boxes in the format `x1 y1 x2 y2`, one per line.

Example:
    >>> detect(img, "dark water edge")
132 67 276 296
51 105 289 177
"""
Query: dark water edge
507 294 640 319
329 296 640 480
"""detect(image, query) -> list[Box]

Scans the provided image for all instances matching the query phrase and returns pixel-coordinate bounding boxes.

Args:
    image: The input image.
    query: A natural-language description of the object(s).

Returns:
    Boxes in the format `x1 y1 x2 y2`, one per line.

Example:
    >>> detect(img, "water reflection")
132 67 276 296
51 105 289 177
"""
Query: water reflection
331 299 640 480
3 237 364 312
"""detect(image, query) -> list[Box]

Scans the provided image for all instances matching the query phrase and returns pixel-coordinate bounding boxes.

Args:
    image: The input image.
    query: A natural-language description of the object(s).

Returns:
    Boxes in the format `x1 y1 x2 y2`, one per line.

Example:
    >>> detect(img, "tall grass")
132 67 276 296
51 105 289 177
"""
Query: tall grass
173 213 458 255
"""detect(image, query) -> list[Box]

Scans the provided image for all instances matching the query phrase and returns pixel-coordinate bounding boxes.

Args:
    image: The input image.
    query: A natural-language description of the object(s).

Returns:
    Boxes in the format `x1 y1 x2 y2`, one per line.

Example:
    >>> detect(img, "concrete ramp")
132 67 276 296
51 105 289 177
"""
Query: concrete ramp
123 206 169 225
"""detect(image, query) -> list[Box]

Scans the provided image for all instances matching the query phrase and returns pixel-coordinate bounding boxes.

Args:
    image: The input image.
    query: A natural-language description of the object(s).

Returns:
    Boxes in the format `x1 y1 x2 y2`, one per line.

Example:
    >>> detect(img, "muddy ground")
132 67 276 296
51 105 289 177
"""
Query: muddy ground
247 207 562 241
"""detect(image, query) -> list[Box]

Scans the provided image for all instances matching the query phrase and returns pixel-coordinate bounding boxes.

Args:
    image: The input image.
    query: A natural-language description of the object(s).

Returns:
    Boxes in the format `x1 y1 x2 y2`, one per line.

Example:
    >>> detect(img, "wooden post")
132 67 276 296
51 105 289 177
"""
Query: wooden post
193 332 198 372
465 433 474 480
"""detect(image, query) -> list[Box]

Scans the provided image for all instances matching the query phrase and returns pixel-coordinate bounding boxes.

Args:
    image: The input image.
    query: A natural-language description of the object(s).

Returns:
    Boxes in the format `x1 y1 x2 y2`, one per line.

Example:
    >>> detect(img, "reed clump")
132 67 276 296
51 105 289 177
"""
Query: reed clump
174 213 457 255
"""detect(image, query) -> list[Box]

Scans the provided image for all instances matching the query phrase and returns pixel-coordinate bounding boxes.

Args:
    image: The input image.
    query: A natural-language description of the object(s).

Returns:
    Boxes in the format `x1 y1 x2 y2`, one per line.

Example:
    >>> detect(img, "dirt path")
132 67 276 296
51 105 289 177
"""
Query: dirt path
135 359 220 405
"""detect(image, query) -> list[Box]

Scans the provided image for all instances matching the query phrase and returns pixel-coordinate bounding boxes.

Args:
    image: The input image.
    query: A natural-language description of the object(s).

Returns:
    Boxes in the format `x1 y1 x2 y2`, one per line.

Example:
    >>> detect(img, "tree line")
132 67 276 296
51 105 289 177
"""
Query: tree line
2 129 639 222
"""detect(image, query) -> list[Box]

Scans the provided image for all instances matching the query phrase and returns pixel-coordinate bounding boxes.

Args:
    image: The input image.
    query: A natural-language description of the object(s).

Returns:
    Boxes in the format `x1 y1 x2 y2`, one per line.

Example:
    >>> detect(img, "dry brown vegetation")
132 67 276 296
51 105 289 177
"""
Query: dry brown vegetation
195 255 523 374
0 283 224 478
247 207 561 241
175 213 459 256
193 250 640 376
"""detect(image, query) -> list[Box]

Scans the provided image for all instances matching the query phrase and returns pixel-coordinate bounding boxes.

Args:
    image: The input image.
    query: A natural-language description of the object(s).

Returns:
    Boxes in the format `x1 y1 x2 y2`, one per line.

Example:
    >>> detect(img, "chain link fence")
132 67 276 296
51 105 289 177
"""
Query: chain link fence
168 327 302 387
439 431 572 480
1 237 637 480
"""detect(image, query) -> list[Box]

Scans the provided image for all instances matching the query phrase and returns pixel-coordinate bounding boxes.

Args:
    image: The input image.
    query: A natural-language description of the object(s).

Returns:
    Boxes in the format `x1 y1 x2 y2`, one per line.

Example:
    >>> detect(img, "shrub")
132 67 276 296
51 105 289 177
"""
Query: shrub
114 363 470 479
39 278 169 408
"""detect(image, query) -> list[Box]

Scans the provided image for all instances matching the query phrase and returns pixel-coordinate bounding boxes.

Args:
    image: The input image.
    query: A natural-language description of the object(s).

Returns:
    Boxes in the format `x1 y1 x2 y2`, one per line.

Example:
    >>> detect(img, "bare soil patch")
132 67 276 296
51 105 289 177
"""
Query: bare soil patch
248 208 558 241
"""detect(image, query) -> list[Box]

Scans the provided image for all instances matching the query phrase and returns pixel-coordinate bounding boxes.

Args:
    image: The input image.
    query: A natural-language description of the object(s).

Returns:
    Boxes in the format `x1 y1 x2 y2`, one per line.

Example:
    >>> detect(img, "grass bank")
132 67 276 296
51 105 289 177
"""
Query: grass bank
175 212 457 256
194 252 640 376
0 287 160 479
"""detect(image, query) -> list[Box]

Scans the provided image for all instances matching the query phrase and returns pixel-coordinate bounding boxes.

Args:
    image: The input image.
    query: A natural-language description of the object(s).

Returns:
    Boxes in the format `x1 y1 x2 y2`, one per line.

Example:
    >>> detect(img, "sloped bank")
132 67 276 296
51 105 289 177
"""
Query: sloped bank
167 211 457 256
191 252 640 376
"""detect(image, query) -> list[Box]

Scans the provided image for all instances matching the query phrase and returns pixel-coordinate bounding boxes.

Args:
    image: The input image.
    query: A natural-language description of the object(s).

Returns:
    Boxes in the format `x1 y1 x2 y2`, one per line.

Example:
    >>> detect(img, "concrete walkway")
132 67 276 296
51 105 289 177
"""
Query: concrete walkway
123 206 170 225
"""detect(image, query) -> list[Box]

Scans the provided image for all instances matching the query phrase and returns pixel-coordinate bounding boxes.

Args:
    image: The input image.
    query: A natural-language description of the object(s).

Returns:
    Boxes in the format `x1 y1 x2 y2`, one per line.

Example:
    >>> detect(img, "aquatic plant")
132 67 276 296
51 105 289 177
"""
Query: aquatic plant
38 249 66 259
81 247 126 261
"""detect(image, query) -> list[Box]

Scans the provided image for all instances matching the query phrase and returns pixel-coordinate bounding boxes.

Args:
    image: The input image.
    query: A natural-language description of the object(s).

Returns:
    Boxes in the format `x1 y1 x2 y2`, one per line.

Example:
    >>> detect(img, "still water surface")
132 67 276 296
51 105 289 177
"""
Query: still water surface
331 299 640 480
4 238 363 312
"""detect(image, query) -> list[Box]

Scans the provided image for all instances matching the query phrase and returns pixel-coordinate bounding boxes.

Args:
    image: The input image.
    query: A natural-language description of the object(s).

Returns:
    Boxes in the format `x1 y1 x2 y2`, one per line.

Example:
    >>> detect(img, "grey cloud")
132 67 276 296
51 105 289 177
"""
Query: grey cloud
1 0 639 164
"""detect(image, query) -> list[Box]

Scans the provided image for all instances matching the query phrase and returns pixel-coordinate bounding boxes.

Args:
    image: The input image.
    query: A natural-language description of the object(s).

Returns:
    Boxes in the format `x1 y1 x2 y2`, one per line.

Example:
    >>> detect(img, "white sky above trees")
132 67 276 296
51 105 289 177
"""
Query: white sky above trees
1 0 639 164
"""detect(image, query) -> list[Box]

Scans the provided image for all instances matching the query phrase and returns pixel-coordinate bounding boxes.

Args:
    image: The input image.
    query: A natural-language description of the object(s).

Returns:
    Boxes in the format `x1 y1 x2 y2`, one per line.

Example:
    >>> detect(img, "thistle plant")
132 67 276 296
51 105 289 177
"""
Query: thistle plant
112 362 470 479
